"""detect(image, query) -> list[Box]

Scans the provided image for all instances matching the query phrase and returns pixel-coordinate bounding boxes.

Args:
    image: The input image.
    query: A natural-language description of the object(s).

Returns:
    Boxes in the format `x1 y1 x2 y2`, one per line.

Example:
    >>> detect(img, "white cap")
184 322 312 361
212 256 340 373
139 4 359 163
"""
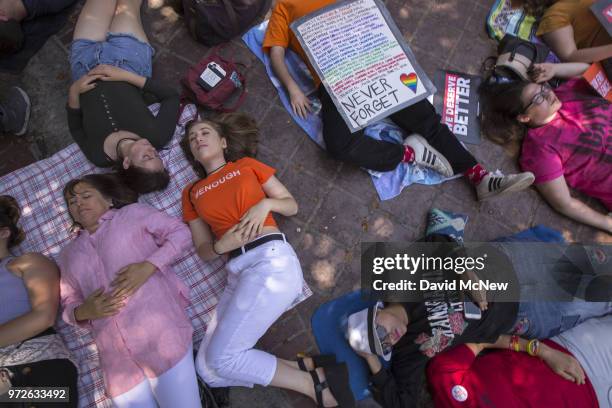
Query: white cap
346 301 392 361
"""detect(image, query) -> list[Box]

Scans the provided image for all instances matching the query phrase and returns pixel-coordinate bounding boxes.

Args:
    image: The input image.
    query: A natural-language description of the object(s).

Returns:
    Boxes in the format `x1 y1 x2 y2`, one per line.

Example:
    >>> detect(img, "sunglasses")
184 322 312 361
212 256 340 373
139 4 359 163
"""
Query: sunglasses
375 324 393 355
522 82 552 113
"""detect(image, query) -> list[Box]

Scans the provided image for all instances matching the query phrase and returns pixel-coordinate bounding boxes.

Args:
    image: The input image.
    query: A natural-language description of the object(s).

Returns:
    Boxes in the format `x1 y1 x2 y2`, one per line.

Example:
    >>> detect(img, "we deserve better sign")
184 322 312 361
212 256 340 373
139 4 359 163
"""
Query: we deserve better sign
291 0 436 132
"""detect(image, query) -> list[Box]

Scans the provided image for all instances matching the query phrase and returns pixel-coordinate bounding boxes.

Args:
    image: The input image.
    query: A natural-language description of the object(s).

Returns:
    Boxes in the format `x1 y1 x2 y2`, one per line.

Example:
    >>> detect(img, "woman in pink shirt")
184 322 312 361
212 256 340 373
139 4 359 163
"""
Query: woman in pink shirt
480 62 612 234
58 173 201 407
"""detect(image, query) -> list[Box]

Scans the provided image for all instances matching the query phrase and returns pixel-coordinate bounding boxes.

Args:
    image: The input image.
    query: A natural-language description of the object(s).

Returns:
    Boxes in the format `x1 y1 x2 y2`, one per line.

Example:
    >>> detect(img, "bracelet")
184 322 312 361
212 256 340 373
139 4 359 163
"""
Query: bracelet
212 241 222 256
514 337 521 352
527 339 540 356
508 335 516 351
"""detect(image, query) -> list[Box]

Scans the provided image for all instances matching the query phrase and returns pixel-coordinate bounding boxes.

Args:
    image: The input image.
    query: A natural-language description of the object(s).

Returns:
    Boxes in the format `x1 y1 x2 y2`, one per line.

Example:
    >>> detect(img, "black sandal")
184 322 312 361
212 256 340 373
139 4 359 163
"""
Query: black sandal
297 353 337 372
309 363 355 408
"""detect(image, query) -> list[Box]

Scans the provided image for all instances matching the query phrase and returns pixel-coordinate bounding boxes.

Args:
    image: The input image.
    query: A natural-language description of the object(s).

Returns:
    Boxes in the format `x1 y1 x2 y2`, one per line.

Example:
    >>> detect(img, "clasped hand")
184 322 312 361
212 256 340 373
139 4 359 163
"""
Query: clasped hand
215 199 271 253
75 261 157 321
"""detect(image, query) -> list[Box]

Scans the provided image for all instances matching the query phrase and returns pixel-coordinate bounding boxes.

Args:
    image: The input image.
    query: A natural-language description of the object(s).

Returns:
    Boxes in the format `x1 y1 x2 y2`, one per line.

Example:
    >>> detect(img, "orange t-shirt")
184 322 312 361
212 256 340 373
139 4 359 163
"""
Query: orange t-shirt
537 0 611 49
262 0 336 87
181 157 277 239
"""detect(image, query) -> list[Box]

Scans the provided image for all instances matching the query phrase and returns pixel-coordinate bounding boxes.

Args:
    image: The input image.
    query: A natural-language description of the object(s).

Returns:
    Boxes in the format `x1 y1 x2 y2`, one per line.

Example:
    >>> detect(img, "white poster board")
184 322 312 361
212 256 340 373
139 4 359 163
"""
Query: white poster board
291 0 436 133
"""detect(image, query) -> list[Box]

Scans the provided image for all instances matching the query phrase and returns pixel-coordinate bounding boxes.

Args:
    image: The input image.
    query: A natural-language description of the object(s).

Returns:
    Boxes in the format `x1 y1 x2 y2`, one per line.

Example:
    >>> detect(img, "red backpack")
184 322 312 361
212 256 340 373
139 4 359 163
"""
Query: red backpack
181 48 247 112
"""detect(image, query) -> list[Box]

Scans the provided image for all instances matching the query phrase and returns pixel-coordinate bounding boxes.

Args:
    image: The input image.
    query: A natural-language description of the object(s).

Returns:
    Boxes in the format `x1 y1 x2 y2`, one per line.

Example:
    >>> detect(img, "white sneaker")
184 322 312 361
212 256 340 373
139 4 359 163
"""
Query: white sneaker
476 171 535 201
403 134 453 177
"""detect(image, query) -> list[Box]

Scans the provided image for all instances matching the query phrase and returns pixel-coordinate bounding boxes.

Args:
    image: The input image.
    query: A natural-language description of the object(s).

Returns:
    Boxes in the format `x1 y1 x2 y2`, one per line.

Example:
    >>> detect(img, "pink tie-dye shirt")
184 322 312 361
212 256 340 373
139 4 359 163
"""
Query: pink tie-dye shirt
520 78 612 210
58 203 194 397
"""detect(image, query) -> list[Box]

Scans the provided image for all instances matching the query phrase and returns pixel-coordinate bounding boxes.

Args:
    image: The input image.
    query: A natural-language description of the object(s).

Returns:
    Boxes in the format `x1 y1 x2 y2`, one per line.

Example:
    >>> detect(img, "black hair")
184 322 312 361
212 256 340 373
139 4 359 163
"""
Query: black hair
114 164 171 194
0 195 25 248
522 0 555 18
479 80 532 153
180 112 259 179
63 173 139 215
0 19 23 56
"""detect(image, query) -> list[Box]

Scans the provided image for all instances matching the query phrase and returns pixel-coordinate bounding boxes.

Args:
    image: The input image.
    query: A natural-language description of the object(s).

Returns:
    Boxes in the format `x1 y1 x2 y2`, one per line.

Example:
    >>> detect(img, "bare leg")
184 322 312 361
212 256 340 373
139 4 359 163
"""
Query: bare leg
109 0 149 43
73 0 118 42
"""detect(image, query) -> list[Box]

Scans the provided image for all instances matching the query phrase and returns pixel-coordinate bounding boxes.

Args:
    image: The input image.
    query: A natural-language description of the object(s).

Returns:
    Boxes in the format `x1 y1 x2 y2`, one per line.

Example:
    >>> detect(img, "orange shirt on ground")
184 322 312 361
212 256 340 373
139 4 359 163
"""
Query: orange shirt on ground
181 157 277 239
262 0 336 87
537 0 611 49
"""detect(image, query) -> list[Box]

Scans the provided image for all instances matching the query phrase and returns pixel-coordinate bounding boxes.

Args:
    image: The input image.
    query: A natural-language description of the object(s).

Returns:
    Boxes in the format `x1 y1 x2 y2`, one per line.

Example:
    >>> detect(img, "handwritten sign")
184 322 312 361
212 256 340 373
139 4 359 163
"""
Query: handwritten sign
433 70 482 145
591 0 612 36
291 0 435 132
583 62 612 102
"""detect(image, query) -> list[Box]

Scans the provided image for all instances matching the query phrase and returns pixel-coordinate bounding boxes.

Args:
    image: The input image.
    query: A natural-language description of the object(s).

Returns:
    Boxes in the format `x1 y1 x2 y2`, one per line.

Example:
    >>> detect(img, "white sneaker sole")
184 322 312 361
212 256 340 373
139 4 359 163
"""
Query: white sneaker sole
13 87 31 137
478 173 535 201
405 134 454 178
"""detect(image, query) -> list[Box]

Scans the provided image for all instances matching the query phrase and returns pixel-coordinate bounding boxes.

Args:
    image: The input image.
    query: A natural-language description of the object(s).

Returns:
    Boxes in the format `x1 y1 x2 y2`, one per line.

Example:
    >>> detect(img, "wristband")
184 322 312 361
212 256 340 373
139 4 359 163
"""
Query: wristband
509 335 520 352
527 339 540 356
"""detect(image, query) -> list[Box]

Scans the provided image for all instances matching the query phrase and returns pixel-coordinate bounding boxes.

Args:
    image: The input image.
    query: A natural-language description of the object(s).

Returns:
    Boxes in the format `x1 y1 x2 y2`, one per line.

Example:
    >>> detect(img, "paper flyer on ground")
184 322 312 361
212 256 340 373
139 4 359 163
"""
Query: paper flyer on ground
433 70 482 145
290 0 436 132
583 62 612 102
591 0 612 37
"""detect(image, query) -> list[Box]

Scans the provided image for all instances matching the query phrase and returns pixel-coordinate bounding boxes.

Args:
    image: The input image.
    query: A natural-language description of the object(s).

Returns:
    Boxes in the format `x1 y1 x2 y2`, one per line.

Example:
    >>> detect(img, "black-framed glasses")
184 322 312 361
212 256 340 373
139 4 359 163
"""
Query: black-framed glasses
375 325 393 355
522 82 552 113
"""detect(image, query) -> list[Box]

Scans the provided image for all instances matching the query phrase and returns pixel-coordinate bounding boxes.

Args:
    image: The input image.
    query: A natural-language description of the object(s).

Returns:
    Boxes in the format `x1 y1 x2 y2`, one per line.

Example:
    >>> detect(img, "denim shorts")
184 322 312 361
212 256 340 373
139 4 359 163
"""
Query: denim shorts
70 32 155 82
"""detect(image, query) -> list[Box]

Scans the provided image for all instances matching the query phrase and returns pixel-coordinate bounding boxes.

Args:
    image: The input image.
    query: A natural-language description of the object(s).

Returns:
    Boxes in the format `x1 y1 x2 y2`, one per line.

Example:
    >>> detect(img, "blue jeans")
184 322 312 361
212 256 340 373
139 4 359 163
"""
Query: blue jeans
69 32 154 82
512 301 612 339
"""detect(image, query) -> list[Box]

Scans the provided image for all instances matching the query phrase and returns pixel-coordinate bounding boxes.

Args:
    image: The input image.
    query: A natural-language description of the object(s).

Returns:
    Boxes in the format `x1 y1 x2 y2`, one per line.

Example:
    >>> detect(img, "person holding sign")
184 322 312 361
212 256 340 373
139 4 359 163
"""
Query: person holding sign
263 0 535 201
480 62 612 234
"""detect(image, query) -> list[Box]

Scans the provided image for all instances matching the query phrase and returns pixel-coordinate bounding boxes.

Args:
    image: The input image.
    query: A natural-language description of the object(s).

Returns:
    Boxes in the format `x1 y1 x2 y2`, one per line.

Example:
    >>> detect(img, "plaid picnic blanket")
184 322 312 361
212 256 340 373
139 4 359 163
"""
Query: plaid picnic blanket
0 103 311 407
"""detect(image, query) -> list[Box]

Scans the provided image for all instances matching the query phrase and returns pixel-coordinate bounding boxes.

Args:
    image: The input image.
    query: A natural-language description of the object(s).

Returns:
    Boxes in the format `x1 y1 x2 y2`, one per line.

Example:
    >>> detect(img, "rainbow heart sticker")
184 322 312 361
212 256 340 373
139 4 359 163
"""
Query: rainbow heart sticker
400 72 418 92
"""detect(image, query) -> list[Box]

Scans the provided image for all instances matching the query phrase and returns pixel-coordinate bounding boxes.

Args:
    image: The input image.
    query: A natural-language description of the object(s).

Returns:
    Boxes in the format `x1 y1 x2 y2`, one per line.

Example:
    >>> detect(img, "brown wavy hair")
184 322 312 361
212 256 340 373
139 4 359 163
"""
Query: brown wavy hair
0 195 25 248
180 112 259 179
479 80 531 156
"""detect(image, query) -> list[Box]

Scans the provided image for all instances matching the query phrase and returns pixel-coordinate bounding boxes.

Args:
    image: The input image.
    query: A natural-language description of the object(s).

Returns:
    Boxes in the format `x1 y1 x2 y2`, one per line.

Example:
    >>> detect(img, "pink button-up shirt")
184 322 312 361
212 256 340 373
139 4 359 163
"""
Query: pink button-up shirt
58 203 194 397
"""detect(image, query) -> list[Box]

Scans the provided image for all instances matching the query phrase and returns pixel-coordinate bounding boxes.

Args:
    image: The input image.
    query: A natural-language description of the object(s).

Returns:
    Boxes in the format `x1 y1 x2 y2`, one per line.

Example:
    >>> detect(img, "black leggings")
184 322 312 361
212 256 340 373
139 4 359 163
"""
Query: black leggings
3 358 78 408
319 86 478 173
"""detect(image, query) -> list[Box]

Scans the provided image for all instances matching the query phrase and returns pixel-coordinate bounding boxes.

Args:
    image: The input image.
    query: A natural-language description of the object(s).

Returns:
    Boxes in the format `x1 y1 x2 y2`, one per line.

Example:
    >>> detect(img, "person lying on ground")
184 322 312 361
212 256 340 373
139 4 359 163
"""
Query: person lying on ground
263 0 535 201
59 173 201 408
427 313 612 407
0 86 29 136
519 0 612 63
66 0 180 194
0 195 78 406
0 0 76 56
348 234 612 408
480 62 612 233
181 112 356 408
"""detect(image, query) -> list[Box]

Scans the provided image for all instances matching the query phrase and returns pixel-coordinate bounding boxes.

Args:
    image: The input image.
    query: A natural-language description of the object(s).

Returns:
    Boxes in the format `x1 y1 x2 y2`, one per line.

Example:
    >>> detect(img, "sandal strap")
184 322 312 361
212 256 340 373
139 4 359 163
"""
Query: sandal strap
309 369 329 407
297 357 308 372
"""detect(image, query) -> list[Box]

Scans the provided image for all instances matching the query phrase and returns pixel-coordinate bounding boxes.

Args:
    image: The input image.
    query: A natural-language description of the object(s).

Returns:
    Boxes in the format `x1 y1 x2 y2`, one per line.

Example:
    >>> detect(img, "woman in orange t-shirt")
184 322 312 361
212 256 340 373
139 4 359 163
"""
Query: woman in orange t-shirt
180 113 355 407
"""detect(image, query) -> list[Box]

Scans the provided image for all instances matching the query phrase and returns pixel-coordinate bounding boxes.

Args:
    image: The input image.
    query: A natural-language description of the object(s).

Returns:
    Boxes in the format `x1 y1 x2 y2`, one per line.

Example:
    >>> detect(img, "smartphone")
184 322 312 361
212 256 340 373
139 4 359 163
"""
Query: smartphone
463 301 482 320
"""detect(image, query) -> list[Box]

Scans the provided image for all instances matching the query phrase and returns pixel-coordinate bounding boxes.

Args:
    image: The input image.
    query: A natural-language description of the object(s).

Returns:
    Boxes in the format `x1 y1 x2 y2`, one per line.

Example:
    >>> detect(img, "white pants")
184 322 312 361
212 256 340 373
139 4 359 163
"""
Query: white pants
112 344 201 408
196 239 304 387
